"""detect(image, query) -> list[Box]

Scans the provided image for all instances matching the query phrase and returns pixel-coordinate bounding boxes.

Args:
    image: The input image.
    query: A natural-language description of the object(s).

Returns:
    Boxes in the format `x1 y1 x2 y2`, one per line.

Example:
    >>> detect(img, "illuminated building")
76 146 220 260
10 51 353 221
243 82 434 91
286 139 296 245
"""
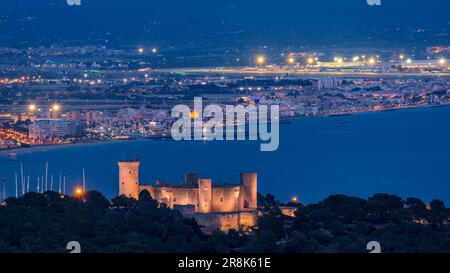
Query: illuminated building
118 159 258 233
317 77 340 90
28 119 85 140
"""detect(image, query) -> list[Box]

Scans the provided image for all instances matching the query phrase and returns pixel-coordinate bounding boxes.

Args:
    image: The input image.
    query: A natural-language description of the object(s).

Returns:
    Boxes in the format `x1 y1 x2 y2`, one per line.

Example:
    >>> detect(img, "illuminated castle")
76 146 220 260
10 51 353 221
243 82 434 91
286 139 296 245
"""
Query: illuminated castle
118 160 258 232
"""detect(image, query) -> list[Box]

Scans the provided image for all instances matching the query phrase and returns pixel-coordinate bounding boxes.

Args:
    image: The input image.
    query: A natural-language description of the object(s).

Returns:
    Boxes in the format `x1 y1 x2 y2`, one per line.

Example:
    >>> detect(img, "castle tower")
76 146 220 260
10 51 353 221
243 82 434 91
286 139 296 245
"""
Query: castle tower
241 172 257 210
118 160 140 199
185 172 198 186
197 179 212 213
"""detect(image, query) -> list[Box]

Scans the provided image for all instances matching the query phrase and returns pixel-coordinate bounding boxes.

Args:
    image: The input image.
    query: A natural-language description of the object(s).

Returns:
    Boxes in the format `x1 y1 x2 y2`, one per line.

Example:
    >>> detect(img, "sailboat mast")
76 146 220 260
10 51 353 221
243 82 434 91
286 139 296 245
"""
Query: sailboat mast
45 162 48 192
2 177 5 201
59 173 62 194
14 173 18 198
82 168 86 191
20 162 24 195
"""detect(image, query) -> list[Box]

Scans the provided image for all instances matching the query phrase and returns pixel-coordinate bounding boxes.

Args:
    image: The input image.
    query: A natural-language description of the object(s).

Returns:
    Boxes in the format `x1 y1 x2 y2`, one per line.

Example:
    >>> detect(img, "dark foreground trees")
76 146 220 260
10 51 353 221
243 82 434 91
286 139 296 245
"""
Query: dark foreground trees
0 191 449 253
251 194 450 253
0 190 204 252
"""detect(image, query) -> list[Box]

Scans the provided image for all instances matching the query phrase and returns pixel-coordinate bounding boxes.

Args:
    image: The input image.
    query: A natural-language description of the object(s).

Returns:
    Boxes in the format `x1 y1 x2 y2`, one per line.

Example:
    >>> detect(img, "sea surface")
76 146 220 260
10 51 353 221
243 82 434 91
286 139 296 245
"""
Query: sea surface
1 106 450 204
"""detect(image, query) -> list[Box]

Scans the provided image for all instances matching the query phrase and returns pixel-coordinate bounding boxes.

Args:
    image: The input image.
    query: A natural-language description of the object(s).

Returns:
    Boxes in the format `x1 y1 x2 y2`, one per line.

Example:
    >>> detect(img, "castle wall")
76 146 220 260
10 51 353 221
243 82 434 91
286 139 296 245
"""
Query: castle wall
141 184 248 213
211 186 241 213
280 206 298 217
119 160 259 215
192 211 258 234
139 186 199 209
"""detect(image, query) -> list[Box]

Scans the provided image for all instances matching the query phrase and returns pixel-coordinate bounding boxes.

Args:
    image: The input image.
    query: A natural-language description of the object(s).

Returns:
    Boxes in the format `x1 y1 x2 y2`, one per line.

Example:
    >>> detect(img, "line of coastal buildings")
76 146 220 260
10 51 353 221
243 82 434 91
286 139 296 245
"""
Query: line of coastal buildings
118 159 296 233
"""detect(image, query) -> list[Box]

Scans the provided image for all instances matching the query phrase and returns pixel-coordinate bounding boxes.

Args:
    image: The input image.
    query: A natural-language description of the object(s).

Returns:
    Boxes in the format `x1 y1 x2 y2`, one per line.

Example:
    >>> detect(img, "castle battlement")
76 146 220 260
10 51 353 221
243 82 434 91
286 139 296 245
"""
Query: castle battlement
118 160 257 214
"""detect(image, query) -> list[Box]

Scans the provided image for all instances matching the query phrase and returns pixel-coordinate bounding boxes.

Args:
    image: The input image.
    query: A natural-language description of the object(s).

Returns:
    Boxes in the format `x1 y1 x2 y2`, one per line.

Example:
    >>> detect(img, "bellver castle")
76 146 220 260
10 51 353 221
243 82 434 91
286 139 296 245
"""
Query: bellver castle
118 159 259 233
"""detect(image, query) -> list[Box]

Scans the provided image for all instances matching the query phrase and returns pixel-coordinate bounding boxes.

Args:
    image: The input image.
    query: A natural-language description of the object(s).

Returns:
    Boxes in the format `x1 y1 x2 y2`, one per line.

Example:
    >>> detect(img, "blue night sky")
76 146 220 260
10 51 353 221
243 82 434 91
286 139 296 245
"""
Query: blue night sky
0 0 449 47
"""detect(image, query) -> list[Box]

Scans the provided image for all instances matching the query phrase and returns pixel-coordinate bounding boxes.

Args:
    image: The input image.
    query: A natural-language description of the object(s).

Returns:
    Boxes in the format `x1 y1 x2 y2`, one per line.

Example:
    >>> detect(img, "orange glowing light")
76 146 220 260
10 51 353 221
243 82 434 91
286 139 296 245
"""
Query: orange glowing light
74 187 84 197
256 55 266 65
189 111 200 119
52 104 60 111
288 57 296 64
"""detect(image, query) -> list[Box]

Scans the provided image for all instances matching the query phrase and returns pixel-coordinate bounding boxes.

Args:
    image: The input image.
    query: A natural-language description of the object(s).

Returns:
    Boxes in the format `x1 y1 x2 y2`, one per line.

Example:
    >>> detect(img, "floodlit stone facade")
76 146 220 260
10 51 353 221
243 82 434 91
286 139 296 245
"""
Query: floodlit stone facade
118 160 258 232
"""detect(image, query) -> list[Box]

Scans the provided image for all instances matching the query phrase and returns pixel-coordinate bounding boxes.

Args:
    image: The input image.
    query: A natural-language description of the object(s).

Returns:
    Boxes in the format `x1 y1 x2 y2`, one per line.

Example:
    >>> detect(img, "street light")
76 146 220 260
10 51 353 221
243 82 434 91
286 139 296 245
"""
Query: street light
74 186 84 198
52 104 60 111
288 57 296 65
368 57 377 65
439 58 446 65
28 104 36 112
256 55 266 66
151 48 158 54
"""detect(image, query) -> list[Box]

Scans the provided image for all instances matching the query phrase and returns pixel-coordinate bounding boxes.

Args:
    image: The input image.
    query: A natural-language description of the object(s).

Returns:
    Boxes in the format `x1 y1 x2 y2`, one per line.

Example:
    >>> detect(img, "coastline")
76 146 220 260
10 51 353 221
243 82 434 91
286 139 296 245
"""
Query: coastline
1 103 449 155
324 102 450 117
0 139 132 156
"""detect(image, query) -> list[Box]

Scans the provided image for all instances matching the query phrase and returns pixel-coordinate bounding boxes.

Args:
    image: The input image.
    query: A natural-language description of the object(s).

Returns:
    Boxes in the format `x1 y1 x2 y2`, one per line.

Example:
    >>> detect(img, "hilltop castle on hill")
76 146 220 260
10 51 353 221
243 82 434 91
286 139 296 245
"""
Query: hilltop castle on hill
118 159 259 233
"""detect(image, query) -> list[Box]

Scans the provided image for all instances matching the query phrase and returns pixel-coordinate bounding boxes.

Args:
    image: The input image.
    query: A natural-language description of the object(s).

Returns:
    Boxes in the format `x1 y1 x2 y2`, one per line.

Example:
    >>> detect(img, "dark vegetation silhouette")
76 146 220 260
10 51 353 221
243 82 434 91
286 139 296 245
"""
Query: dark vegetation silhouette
0 191 449 253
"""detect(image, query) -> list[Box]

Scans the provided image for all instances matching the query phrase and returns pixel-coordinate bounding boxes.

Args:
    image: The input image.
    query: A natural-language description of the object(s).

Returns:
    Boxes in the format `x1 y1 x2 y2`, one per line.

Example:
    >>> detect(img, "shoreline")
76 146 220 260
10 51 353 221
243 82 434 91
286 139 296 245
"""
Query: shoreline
323 102 450 117
1 103 449 155
0 139 131 156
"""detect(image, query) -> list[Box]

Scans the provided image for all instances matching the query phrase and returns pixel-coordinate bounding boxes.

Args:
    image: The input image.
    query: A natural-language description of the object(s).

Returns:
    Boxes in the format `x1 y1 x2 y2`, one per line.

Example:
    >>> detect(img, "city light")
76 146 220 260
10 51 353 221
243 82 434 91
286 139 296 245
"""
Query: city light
307 57 315 65
352 56 360 62
138 48 145 54
28 104 36 112
336 57 343 64
151 48 158 54
189 111 200 119
291 196 298 203
256 55 266 65
399 54 405 60
74 187 84 198
52 104 60 111
287 57 296 65
406 58 412 64
439 58 446 65
368 57 376 65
